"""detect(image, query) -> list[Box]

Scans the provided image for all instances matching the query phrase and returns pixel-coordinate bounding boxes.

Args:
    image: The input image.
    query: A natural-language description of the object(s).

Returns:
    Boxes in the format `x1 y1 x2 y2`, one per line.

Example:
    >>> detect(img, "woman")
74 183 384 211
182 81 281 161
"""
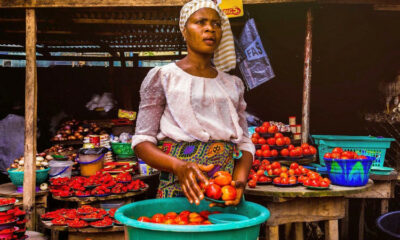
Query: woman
132 0 255 206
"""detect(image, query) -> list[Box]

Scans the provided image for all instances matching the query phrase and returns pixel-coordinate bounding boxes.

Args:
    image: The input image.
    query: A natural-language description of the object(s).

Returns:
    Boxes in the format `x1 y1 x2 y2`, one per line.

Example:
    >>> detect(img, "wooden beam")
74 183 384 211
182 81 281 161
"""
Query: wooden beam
72 18 178 25
23 8 37 230
374 4 400 11
1 0 400 8
0 54 184 61
301 8 312 144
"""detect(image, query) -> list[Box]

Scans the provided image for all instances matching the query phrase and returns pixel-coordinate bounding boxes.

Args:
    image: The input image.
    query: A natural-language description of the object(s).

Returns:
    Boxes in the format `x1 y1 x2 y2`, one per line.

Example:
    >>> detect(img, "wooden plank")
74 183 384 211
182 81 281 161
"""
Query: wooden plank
72 18 178 25
340 199 349 240
374 4 400 11
245 180 373 198
381 199 389 214
301 8 312 143
0 183 48 197
295 222 304 240
346 181 394 199
325 220 339 240
0 54 184 61
284 223 292 239
266 225 279 240
23 8 37 231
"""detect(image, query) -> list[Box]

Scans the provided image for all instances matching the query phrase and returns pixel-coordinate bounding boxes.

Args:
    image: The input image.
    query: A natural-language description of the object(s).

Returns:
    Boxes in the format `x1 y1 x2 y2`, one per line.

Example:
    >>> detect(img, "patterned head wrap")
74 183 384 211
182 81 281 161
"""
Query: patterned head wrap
179 0 236 72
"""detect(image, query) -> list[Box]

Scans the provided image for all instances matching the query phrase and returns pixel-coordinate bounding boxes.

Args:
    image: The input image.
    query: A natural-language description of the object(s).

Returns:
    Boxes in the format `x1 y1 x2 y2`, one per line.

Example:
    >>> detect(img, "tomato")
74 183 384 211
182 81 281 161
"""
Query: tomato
258 175 269 182
283 137 291 145
221 185 237 201
332 147 343 154
164 219 176 224
289 176 297 184
310 180 319 187
274 133 283 138
275 137 285 146
301 143 309 149
165 212 178 219
308 172 319 180
280 148 289 157
303 178 311 186
259 165 266 171
268 126 278 134
213 171 232 186
258 138 266 145
294 147 303 156
320 180 330 188
252 133 260 139
294 168 302 176
303 148 311 155
298 175 304 183
309 146 317 155
273 177 281 184
331 153 341 159
288 144 295 150
290 163 299 169
151 214 165 223
205 184 222 200
256 170 265 176
289 150 297 157
259 126 267 133
281 166 288 172
340 156 349 159
255 150 263 157
323 153 332 159
323 178 331 184
271 150 278 157
301 168 309 174
255 127 260 133
266 165 272 171
262 150 271 157
189 216 205 223
279 172 288 179
267 169 273 176
261 160 270 166
288 169 295 176
179 210 191 217
262 122 270 128
261 144 270 151
271 162 281 169
280 178 289 185
267 138 276 145
189 212 200 219
248 179 257 188
273 168 282 176
252 138 258 144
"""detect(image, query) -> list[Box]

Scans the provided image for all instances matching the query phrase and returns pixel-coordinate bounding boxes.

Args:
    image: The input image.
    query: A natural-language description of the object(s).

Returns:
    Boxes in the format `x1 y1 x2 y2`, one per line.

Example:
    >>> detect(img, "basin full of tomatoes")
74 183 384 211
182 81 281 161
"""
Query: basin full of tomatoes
49 172 147 198
323 147 368 160
137 210 220 225
41 206 119 228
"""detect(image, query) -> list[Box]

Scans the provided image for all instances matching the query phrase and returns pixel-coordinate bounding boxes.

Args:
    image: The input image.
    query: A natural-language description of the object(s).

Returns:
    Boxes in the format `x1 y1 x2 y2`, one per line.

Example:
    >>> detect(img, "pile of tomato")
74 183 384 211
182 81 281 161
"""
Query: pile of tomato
203 171 236 201
49 172 147 198
0 198 16 206
323 147 368 160
248 160 331 189
0 203 26 240
137 210 221 225
41 206 120 228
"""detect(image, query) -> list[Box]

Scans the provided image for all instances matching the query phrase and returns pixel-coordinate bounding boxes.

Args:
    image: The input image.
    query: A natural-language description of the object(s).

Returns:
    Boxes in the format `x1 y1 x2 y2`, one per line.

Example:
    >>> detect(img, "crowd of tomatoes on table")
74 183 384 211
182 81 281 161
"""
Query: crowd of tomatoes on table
49 172 147 198
247 160 332 189
137 210 221 225
0 198 27 240
41 205 120 228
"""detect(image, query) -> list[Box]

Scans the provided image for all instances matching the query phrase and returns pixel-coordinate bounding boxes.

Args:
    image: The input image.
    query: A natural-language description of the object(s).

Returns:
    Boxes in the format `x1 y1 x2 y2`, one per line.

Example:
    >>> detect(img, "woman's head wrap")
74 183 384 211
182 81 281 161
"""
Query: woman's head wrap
179 0 236 72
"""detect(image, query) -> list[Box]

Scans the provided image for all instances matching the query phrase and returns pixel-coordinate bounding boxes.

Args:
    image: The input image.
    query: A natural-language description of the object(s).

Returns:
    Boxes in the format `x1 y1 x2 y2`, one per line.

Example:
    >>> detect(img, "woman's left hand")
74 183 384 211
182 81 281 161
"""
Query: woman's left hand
209 181 245 207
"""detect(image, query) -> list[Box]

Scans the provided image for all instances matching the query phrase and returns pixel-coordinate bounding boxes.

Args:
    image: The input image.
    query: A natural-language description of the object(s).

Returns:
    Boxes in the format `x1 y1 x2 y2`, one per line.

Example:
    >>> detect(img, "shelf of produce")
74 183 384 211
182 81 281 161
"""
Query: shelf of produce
50 140 84 146
52 186 148 205
245 179 373 198
41 220 124 232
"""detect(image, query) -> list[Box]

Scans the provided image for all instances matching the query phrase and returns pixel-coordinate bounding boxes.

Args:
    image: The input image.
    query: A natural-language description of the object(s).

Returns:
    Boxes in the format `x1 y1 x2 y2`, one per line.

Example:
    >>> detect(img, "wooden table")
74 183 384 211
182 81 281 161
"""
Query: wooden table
0 182 49 231
245 180 373 240
42 220 124 240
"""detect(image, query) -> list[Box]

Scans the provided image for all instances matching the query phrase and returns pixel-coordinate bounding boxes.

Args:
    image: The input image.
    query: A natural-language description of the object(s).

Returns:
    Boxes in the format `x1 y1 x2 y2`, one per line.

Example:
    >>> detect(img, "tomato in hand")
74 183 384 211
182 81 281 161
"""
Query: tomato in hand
205 184 222 200
221 185 237 201
213 171 232 186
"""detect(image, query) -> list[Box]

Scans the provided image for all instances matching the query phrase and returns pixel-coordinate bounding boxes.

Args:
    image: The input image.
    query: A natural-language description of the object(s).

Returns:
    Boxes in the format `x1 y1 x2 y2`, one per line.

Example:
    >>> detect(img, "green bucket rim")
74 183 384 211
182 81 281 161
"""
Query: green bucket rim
115 197 270 232
8 168 50 173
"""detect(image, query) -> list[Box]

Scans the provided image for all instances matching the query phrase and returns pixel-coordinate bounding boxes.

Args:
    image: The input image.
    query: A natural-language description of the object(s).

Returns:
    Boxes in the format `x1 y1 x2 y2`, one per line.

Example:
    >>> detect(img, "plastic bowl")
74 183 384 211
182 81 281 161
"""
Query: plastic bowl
111 142 134 158
115 197 270 240
208 213 249 224
324 157 374 187
7 168 50 187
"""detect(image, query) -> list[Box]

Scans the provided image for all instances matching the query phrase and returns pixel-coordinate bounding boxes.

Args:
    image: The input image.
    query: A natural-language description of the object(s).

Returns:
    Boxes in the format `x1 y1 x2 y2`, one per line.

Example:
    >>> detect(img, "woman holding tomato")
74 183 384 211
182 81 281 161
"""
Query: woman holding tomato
132 0 255 206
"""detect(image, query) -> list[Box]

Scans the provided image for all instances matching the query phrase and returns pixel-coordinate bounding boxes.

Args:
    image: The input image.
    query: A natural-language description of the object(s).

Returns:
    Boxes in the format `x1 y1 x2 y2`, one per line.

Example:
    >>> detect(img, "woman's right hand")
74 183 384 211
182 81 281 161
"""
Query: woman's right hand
174 162 214 205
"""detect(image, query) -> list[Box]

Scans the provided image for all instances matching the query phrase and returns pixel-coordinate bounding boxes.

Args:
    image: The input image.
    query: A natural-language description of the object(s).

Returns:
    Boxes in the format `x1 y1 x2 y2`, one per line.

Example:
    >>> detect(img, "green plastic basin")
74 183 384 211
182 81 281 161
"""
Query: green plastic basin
7 168 49 187
111 142 134 158
115 197 270 240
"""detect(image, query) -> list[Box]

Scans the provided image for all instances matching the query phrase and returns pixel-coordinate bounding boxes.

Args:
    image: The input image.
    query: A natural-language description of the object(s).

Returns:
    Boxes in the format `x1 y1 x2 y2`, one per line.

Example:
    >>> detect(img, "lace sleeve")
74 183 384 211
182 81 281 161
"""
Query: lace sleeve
131 67 166 148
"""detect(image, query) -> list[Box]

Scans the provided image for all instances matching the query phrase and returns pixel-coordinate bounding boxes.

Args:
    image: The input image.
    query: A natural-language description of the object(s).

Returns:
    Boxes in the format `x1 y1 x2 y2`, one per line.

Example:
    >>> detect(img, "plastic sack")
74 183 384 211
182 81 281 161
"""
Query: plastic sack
236 18 275 89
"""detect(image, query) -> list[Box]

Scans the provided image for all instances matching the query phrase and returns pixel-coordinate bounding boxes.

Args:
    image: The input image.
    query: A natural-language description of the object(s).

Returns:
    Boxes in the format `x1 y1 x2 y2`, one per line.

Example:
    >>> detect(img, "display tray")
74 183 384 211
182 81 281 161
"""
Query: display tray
269 145 288 150
90 224 114 229
273 183 300 188
257 181 272 185
204 197 225 204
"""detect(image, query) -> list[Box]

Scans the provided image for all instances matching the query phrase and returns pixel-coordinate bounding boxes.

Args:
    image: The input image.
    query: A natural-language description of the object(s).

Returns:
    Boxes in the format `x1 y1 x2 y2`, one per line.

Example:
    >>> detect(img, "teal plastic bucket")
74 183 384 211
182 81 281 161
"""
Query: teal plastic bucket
7 168 49 187
324 157 374 187
312 135 395 167
115 197 270 240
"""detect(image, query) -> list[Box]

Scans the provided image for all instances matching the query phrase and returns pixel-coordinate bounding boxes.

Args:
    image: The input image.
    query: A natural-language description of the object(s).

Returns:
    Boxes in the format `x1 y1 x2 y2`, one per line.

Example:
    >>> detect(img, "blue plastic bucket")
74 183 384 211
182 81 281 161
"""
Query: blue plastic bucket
324 157 374 187
115 197 270 240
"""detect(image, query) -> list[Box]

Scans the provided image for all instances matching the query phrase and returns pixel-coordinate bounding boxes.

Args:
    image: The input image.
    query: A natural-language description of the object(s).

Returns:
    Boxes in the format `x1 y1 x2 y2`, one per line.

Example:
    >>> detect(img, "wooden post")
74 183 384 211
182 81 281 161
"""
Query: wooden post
301 8 313 143
325 220 338 240
24 8 37 230
295 222 304 240
266 225 279 240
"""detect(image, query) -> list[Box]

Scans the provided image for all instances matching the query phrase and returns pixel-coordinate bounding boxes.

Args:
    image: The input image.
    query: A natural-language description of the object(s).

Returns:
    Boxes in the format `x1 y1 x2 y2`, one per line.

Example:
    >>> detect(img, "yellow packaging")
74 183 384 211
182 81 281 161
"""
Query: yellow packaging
218 0 243 18
118 109 137 121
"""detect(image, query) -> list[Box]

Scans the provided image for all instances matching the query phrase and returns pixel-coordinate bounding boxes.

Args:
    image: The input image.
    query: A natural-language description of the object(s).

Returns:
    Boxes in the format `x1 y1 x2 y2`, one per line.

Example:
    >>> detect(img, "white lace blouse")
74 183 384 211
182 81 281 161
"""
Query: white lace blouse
131 63 255 156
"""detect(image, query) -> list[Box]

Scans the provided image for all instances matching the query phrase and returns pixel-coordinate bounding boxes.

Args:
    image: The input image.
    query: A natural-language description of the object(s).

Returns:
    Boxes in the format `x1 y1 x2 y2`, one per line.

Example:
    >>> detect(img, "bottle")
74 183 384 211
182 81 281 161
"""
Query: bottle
138 159 149 175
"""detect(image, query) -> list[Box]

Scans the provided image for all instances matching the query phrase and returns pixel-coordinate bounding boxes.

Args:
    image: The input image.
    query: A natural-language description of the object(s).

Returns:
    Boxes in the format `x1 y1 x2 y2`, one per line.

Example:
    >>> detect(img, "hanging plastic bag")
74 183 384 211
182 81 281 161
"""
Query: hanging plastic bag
236 18 275 89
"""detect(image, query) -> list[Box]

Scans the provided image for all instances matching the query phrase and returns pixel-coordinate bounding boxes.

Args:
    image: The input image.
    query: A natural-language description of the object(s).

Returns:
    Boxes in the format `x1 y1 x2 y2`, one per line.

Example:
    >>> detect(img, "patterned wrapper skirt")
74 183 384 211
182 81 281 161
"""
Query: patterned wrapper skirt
157 139 235 198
